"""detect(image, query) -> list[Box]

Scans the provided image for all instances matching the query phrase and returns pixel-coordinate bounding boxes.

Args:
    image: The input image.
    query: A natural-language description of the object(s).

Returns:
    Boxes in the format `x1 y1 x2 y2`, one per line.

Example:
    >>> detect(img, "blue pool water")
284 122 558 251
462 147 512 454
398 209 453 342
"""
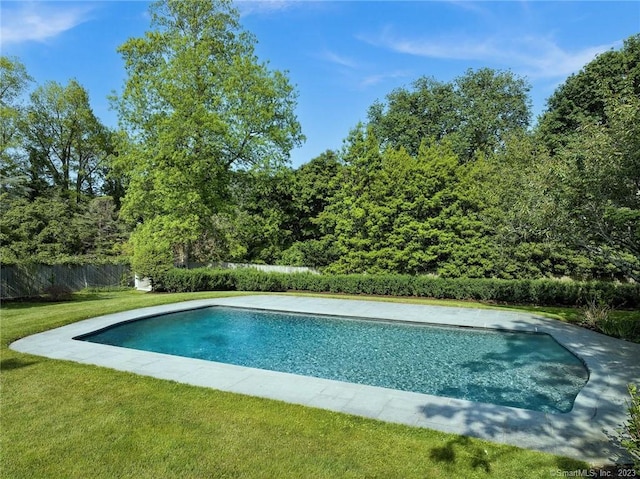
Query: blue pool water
80 307 589 413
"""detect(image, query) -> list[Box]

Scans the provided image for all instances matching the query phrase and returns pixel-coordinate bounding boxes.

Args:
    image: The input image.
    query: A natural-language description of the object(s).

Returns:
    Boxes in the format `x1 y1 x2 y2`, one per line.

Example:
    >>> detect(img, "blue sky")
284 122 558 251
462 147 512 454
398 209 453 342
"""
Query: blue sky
2 1 639 167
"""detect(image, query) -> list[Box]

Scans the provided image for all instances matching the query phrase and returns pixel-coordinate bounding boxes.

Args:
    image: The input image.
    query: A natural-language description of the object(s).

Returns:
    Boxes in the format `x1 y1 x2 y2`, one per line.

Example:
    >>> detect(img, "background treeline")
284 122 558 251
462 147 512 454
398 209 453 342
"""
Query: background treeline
1 4 638 285
220 35 640 282
1 60 127 264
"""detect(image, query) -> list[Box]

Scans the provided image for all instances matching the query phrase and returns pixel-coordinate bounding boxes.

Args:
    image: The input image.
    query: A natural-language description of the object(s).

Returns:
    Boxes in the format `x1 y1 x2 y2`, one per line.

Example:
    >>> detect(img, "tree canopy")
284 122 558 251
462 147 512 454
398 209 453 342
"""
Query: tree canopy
318 127 496 275
23 80 113 201
0 57 124 264
538 34 640 152
1 56 32 196
2 24 637 285
112 0 303 274
367 68 531 161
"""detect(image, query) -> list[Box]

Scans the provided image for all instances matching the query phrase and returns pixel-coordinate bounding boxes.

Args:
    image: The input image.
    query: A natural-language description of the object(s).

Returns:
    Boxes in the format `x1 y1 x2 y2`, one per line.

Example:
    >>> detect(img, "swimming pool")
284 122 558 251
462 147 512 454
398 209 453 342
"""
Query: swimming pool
78 306 588 413
12 295 640 461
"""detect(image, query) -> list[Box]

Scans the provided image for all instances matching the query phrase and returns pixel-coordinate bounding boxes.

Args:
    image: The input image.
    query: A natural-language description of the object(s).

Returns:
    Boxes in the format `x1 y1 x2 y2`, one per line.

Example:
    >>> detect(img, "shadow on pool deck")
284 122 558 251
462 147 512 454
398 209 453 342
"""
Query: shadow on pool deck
416 315 639 465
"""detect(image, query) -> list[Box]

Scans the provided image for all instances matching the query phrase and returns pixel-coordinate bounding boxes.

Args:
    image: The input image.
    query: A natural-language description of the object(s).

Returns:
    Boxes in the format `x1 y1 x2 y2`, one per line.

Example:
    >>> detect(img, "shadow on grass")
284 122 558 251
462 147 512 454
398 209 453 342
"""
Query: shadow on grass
424 406 593 472
429 435 492 473
0 357 40 371
555 455 596 471
1 292 122 310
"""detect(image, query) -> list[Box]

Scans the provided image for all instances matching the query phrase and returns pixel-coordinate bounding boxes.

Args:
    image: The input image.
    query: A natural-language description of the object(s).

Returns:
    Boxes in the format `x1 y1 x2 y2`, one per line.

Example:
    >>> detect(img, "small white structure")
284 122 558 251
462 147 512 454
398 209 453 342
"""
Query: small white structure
134 275 152 292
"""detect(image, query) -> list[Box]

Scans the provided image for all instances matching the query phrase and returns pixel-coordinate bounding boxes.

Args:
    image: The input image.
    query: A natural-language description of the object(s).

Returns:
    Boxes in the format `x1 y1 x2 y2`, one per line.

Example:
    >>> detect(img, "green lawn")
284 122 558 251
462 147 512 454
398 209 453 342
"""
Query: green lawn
0 290 598 478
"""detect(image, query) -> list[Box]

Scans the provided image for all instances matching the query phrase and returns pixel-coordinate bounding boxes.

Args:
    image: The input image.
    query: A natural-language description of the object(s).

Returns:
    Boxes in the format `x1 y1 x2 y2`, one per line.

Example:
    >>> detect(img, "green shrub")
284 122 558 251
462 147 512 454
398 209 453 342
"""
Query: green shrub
579 299 612 331
156 268 236 293
621 384 640 472
234 270 286 292
153 268 640 309
598 317 640 342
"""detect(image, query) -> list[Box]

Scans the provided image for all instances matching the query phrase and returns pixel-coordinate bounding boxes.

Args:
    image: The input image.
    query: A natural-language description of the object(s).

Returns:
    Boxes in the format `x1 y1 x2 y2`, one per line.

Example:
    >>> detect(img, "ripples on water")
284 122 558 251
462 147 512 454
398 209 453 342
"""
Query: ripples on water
81 307 589 413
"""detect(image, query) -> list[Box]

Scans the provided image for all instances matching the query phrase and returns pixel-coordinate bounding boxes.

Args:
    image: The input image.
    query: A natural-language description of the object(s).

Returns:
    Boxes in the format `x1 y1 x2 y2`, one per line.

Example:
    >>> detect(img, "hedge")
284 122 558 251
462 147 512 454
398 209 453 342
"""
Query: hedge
154 268 640 308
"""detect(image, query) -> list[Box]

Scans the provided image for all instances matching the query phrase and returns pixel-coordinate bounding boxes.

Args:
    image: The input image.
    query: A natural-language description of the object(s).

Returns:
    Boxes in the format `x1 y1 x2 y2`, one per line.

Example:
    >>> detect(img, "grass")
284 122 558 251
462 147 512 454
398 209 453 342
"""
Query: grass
0 290 604 478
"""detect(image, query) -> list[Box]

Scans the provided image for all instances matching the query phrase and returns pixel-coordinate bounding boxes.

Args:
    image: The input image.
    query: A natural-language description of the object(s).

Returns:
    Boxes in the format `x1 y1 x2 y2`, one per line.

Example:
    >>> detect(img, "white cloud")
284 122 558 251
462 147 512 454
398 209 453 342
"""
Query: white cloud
361 28 619 79
360 70 410 87
443 0 490 16
513 36 618 78
320 49 359 69
237 0 335 19
1 2 95 45
318 48 410 89
237 0 299 17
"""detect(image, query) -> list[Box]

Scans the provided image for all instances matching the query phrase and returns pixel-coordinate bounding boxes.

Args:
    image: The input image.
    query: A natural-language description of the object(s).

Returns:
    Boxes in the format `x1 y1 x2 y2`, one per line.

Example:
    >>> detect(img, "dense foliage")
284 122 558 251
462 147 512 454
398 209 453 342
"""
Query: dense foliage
154 267 640 309
367 69 531 161
1 1 637 288
112 0 303 276
0 196 126 264
0 55 126 264
622 384 640 472
316 130 499 276
506 35 640 281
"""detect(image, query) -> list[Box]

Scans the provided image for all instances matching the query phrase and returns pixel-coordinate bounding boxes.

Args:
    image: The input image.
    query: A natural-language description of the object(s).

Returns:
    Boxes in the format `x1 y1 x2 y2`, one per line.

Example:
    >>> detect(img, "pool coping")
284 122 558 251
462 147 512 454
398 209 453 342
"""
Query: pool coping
10 294 640 464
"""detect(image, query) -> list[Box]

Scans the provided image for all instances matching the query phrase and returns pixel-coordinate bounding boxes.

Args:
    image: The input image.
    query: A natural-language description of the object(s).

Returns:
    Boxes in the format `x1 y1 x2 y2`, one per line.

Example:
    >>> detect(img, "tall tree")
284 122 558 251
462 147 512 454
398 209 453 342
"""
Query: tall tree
367 68 530 162
318 126 498 276
367 77 458 157
291 150 342 241
538 34 640 153
22 79 112 200
540 99 640 281
516 35 640 280
453 68 531 161
0 56 32 196
112 0 303 276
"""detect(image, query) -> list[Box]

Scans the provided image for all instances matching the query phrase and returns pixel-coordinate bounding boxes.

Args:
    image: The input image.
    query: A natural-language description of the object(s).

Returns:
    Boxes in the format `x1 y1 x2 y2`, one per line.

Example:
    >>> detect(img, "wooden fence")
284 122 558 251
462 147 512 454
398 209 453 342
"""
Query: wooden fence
1 264 132 299
0 262 314 297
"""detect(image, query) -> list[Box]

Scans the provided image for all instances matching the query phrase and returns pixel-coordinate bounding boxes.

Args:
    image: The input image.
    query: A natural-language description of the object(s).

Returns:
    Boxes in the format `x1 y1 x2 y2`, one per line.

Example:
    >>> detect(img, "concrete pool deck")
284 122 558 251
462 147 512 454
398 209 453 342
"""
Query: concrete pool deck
10 294 640 464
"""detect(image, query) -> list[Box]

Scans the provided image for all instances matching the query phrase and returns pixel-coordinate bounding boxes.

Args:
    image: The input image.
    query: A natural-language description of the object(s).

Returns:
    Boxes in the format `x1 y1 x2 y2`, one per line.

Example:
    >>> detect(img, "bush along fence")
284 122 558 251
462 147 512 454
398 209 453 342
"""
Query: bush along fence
1 263 133 299
154 268 640 309
136 262 319 292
